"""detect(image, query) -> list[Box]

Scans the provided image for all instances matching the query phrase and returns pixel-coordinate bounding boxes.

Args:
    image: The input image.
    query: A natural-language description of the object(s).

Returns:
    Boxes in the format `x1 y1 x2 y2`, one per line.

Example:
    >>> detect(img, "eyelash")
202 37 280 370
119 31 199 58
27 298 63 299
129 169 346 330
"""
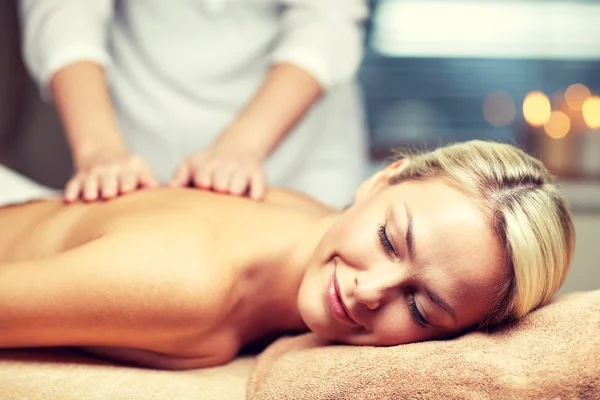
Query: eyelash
377 223 396 256
408 292 428 328
379 224 426 327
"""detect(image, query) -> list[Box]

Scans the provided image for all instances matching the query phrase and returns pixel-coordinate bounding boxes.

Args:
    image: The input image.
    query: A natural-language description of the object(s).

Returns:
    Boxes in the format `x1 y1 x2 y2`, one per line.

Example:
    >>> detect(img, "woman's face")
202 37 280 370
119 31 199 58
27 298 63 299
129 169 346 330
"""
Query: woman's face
297 177 505 346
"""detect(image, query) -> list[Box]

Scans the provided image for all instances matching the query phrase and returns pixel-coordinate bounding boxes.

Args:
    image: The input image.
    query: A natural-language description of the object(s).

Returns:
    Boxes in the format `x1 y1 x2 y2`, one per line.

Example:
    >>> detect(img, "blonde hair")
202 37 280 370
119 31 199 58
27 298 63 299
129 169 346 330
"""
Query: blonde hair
389 140 575 327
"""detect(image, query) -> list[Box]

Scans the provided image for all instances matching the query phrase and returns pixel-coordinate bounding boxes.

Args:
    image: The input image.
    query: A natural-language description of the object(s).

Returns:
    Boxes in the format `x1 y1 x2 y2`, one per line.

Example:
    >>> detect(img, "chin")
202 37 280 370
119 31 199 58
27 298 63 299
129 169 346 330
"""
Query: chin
297 276 335 340
297 294 353 345
303 321 336 341
297 286 326 335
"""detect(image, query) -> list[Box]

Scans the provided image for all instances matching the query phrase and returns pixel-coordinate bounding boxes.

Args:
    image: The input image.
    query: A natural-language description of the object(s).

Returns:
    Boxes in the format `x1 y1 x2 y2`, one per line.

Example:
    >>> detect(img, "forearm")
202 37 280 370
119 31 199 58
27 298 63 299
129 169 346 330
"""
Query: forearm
51 61 126 169
218 63 322 158
0 235 213 353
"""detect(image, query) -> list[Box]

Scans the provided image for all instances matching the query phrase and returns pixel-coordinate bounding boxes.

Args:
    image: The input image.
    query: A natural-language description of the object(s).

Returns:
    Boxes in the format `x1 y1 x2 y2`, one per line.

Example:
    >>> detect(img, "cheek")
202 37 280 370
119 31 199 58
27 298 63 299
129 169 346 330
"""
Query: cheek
375 310 419 345
357 305 428 346
328 219 377 266
453 282 501 327
297 268 328 331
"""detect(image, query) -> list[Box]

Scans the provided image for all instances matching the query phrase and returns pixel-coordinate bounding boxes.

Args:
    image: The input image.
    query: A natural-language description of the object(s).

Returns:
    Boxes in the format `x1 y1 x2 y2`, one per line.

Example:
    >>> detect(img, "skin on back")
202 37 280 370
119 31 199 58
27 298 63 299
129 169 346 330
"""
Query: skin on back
0 188 331 369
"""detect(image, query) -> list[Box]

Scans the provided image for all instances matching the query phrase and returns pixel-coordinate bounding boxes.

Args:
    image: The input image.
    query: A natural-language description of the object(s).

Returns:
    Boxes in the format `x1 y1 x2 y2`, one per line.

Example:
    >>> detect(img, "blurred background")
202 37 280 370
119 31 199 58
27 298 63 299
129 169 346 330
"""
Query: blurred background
0 0 598 293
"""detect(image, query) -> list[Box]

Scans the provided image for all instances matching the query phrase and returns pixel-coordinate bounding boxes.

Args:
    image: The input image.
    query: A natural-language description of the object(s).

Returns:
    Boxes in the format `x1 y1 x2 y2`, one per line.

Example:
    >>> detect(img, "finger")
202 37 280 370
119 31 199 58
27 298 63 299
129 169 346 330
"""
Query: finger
249 169 267 201
139 168 158 188
100 173 119 200
64 176 83 203
229 172 249 196
193 165 213 189
120 171 138 194
170 163 192 188
82 175 101 202
212 167 234 193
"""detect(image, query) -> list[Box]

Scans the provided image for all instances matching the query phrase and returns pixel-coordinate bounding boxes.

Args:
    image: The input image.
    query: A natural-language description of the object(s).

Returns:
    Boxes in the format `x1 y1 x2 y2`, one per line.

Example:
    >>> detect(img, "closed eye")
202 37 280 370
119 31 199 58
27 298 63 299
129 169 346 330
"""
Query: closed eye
378 223 396 257
408 292 428 328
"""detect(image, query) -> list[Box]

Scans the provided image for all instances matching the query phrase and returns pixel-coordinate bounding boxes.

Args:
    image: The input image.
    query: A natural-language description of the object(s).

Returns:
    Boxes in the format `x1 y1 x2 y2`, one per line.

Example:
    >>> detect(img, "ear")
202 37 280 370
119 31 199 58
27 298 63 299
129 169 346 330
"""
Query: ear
354 159 408 203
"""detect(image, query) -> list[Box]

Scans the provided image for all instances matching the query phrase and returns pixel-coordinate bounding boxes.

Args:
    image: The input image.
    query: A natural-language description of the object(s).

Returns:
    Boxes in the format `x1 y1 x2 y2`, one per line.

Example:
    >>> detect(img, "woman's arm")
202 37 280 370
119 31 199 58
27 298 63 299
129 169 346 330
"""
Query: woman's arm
19 1 157 202
273 0 369 89
171 1 369 199
51 61 126 168
0 233 227 356
171 62 323 199
19 0 122 166
19 0 113 102
205 0 370 165
52 63 158 202
214 63 323 162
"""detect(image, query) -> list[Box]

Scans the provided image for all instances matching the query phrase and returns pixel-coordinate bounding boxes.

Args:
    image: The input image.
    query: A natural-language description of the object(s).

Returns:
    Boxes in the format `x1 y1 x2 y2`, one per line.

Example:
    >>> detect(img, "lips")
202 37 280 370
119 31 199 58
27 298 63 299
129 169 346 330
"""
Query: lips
327 264 360 327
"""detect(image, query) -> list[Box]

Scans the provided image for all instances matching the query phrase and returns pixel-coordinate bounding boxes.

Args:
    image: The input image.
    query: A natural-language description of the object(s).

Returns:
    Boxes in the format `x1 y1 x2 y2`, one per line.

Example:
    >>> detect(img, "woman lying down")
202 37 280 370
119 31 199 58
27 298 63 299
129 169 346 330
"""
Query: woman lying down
0 141 575 370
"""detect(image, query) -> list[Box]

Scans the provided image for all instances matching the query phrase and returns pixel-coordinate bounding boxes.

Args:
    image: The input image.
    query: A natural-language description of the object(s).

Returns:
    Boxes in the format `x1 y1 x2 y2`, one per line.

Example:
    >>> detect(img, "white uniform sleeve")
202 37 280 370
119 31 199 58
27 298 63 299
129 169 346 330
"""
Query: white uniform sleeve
18 0 114 100
272 0 369 89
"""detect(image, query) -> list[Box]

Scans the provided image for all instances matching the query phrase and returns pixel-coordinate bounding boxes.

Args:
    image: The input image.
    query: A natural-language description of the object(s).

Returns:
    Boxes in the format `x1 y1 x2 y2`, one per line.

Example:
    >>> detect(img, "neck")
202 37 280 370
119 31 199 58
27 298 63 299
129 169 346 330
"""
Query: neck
231 210 340 346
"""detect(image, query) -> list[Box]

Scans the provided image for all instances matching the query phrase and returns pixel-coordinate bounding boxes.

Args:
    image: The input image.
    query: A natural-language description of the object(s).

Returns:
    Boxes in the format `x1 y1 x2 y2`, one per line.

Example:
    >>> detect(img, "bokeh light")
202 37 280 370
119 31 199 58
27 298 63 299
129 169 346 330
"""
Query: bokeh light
483 91 516 127
523 91 551 126
544 110 571 139
582 96 600 128
564 83 591 111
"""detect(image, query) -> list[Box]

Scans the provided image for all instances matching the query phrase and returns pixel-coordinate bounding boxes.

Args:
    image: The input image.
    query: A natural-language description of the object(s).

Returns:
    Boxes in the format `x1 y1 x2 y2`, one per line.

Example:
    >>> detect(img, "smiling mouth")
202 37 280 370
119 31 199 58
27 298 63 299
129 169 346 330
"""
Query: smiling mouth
328 264 360 327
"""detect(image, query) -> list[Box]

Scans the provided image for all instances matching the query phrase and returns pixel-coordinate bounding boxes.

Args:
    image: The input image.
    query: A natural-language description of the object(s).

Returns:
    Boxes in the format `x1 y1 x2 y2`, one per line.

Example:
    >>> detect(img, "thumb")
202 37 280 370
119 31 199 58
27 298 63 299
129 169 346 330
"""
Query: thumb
170 162 192 187
249 169 267 201
139 169 159 188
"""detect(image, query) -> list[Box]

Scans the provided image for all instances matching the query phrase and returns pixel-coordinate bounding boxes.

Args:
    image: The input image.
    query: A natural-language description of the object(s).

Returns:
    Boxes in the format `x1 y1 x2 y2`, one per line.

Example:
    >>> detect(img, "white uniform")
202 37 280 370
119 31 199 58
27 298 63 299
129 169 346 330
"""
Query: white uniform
0 164 58 207
19 0 370 208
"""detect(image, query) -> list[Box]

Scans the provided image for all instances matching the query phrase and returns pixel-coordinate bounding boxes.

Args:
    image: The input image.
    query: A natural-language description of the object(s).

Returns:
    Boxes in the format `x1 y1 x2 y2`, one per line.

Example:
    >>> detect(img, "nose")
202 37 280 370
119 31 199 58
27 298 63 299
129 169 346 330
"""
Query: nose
354 267 406 310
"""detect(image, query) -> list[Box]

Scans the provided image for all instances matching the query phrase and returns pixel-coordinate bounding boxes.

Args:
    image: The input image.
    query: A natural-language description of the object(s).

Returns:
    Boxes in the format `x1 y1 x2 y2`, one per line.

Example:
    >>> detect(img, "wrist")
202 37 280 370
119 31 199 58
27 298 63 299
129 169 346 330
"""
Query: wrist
73 138 128 170
216 122 275 161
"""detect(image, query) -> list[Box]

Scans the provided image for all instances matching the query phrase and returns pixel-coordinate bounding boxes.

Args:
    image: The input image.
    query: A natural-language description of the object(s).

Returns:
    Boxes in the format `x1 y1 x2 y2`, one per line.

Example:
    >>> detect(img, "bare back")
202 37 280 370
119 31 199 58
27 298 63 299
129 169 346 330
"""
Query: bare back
0 188 331 369
0 187 330 260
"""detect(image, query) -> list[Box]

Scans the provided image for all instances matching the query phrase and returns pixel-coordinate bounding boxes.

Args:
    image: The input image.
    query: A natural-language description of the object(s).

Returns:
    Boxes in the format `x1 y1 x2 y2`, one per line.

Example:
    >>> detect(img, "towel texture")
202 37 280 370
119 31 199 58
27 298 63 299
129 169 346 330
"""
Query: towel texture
247 290 600 400
0 348 255 400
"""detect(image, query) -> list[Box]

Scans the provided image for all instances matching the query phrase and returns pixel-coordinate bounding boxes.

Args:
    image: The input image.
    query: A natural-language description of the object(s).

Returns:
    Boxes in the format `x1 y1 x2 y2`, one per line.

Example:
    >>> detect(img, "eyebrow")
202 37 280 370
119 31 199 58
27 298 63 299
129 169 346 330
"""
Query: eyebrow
404 202 415 262
402 202 457 322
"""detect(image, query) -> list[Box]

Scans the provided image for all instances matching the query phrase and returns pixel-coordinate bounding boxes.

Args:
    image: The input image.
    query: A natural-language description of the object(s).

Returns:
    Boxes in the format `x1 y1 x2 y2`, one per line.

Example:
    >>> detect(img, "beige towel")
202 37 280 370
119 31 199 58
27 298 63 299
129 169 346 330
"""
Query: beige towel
0 348 255 400
248 290 600 400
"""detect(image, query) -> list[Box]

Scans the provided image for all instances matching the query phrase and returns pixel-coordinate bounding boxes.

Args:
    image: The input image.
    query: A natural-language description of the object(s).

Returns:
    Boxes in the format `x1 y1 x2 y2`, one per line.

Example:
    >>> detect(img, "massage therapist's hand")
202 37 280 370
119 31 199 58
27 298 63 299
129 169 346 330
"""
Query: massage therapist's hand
65 149 159 203
170 137 268 201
